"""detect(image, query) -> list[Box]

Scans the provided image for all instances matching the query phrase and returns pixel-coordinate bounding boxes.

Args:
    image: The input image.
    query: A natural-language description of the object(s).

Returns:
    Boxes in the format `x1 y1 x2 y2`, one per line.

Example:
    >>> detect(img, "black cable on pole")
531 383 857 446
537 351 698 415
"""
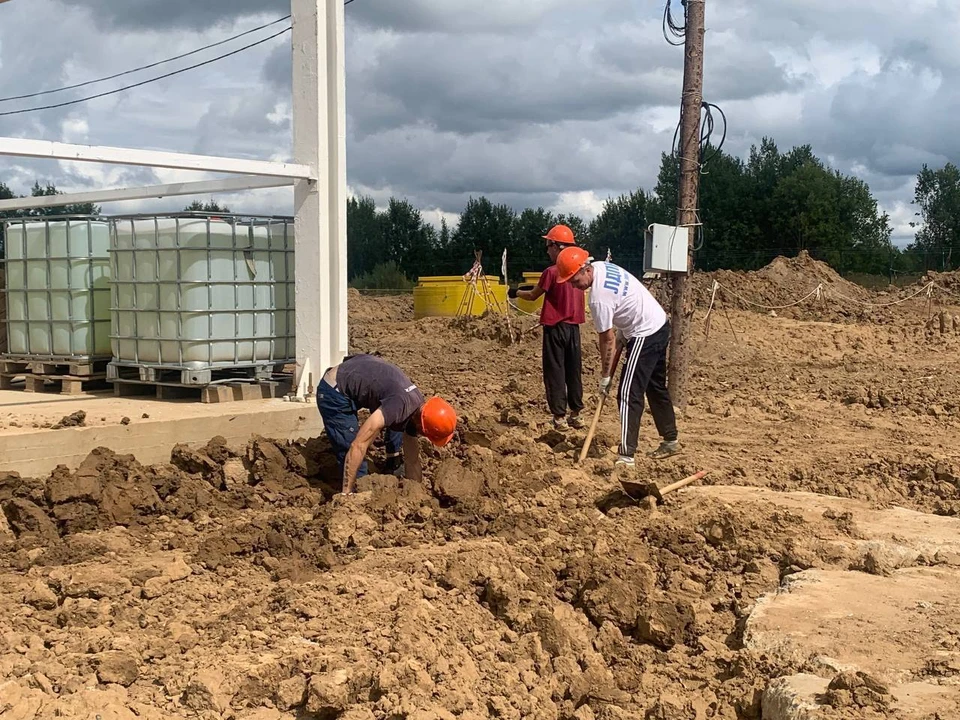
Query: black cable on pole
0 26 291 118
662 0 686 46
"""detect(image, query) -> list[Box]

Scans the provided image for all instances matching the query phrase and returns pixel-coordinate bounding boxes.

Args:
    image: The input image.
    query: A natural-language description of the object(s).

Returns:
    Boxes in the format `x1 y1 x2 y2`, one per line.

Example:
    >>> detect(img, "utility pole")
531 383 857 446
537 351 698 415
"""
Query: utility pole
667 0 705 412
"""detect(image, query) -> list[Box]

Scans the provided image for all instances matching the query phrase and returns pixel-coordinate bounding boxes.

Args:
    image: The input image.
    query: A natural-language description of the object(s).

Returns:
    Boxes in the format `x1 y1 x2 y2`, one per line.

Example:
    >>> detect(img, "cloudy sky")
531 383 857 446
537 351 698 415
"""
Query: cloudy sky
0 0 958 245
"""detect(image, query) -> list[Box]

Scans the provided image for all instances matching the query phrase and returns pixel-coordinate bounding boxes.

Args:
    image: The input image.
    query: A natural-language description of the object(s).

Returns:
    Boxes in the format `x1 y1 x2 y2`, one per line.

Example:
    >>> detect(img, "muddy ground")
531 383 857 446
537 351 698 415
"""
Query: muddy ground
2 255 960 719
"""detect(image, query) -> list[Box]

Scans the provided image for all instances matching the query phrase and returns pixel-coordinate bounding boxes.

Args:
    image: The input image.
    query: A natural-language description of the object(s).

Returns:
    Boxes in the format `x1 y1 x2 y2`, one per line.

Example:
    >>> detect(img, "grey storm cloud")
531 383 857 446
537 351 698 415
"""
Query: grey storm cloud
1 0 959 243
56 0 288 29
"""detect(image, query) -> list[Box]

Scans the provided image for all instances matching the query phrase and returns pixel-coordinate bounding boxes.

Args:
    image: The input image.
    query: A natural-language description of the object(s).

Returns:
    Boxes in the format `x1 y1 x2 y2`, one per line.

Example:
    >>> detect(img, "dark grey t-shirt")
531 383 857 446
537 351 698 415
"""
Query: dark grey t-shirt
337 354 425 433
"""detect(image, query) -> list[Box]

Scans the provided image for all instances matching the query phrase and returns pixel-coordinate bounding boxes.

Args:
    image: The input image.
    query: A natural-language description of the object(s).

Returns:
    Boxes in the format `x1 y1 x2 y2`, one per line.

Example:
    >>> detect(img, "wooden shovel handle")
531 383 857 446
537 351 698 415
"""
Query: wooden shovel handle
577 394 607 465
659 470 710 496
577 345 624 465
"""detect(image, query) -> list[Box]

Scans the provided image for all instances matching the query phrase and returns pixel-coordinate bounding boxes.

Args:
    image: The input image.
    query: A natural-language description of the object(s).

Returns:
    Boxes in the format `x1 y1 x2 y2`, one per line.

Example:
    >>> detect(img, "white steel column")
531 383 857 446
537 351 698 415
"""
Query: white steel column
292 0 348 394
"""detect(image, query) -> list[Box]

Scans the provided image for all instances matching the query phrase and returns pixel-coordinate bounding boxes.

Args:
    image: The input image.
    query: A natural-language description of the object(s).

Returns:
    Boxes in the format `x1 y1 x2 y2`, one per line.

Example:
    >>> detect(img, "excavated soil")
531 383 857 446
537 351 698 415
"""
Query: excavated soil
2 262 960 719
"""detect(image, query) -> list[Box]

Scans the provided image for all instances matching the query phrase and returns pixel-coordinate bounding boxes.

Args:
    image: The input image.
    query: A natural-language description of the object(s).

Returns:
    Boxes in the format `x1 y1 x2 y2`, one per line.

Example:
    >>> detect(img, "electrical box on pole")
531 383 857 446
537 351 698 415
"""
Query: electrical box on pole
643 224 689 274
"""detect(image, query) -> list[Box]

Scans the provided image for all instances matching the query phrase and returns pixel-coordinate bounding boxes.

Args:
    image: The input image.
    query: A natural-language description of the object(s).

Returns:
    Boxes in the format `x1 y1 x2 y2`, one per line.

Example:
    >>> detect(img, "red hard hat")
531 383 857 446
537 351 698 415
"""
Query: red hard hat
420 396 457 447
542 224 575 245
556 246 591 283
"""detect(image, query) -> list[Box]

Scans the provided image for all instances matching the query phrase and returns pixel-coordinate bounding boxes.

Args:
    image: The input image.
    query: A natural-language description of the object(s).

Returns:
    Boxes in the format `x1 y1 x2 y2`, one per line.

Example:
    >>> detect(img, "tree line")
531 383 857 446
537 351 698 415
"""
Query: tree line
4 137 960 282
348 137 960 287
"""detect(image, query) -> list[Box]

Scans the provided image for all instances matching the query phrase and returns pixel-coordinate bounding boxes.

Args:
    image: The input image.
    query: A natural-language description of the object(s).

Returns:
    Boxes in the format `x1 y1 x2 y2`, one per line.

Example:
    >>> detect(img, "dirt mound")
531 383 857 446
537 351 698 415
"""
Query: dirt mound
690 251 873 322
3 278 960 719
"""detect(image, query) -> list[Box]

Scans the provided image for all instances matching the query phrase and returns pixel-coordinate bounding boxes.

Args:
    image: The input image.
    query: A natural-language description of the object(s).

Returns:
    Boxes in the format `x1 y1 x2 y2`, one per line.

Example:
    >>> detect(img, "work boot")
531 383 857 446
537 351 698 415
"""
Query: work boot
615 455 636 468
568 414 584 430
648 440 681 459
553 416 569 430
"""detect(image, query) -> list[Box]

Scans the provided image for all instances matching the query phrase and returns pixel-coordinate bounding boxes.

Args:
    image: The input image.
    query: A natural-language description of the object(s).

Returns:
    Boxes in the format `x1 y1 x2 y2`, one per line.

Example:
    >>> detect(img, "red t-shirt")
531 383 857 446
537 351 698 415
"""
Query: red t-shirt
538 264 586 327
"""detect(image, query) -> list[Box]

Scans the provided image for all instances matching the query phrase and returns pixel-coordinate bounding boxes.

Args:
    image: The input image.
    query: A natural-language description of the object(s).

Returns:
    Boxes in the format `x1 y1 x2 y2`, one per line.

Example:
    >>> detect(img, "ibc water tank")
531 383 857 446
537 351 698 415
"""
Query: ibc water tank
109 215 294 372
3 217 111 359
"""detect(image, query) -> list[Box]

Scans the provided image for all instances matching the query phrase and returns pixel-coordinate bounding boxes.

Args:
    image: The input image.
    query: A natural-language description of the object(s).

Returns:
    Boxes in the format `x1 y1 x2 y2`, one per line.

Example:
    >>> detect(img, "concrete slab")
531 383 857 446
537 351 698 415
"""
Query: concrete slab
0 392 322 476
747 567 960 718
684 485 960 564
762 674 960 720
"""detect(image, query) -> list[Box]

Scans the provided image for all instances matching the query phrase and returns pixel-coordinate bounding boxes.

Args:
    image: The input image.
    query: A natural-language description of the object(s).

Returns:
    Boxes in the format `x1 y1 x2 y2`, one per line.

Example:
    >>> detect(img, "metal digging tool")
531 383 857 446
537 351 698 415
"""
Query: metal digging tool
577 345 623 466
620 470 710 503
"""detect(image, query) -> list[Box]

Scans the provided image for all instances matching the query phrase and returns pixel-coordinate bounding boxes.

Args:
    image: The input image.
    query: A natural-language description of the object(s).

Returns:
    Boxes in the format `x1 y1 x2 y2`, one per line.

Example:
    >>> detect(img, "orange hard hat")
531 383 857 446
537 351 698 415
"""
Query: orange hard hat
542 224 575 245
420 396 457 447
556 246 591 283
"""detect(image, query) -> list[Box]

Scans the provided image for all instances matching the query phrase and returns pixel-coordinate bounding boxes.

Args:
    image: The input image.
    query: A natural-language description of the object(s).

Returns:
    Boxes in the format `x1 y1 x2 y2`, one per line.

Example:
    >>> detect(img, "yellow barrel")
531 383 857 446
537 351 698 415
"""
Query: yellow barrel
413 276 507 319
515 271 544 314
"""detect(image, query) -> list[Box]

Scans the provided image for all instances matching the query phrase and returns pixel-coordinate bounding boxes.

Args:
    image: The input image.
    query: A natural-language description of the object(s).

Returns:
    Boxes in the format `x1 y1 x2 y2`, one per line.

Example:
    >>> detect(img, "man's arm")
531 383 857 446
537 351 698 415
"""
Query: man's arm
516 285 545 302
598 328 618 377
342 409 386 494
402 433 423 482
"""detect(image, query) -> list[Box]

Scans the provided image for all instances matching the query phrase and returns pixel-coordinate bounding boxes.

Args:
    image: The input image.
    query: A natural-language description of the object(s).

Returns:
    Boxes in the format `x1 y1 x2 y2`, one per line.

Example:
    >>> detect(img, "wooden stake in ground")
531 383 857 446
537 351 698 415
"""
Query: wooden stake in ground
667 0 706 413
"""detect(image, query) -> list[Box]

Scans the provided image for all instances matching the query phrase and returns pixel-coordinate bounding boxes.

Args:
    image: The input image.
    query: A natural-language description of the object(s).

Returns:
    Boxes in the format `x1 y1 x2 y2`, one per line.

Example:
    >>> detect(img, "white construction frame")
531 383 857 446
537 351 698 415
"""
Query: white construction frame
0 0 348 398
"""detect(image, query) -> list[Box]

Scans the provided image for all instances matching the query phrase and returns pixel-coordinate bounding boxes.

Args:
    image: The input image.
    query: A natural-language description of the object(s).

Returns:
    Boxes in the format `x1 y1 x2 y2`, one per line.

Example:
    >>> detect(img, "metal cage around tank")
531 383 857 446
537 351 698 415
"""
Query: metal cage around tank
107 212 295 384
2 216 112 362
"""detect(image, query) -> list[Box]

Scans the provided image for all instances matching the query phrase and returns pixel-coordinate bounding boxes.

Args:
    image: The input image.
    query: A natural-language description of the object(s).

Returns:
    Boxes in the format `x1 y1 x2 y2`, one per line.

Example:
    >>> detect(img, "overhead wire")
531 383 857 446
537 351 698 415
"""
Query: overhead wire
0 26 291 117
0 15 292 103
0 0 360 116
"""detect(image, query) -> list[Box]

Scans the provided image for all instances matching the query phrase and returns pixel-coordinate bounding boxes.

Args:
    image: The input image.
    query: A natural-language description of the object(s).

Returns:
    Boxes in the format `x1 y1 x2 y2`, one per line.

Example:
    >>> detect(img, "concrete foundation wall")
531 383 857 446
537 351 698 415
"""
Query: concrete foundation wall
0 404 322 477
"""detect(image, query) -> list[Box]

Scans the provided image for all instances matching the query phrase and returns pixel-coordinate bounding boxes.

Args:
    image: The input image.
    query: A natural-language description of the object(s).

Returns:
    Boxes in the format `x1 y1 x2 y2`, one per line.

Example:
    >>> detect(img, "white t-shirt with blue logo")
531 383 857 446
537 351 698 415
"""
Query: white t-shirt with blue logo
588 261 667 340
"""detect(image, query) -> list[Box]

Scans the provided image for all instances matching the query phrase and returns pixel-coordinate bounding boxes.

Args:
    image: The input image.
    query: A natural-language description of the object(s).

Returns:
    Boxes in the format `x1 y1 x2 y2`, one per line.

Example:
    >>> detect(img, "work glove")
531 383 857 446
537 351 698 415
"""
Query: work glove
507 286 519 299
615 329 627 350
599 376 613 395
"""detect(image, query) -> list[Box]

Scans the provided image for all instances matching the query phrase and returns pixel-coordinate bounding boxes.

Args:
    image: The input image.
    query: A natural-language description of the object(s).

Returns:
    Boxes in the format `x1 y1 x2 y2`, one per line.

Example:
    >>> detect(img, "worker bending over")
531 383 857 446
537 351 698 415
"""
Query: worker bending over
317 354 457 494
555 247 680 466
509 224 586 430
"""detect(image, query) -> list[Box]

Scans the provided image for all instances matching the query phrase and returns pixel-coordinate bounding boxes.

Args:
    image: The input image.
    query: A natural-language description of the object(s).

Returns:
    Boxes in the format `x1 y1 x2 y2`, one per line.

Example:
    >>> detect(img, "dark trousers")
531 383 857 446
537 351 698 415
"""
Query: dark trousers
617 321 678 456
316 377 403 478
543 322 584 418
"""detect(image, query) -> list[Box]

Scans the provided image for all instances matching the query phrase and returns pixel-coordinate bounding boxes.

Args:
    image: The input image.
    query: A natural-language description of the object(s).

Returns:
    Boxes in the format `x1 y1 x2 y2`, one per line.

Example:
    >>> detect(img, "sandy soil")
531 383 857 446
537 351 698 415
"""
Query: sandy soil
2 255 960 719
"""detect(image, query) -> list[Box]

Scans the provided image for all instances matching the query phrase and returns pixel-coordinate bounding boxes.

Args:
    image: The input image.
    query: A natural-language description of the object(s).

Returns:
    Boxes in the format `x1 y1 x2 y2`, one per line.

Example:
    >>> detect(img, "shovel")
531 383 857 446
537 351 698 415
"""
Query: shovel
577 345 623 465
619 470 710 503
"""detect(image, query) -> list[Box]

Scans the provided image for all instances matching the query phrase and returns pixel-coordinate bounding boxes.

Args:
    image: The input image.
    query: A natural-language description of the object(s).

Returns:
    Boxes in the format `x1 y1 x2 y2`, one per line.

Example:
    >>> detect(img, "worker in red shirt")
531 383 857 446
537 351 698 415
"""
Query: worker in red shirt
509 224 586 429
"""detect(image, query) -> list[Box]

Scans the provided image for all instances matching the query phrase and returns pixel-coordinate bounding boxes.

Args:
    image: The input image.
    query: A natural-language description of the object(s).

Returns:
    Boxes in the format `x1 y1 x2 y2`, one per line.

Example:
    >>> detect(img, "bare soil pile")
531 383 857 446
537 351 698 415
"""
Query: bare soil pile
3 275 960 719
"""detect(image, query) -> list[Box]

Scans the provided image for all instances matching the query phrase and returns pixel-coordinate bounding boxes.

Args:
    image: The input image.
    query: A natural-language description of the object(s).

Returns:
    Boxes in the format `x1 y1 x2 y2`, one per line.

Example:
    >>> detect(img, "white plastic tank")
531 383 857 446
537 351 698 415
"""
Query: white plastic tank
109 214 294 371
3 217 111 359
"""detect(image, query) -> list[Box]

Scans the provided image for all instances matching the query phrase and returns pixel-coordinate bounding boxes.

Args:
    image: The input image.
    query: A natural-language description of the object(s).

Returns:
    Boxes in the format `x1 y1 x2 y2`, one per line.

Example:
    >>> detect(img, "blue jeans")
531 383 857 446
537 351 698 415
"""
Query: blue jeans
316 377 403 479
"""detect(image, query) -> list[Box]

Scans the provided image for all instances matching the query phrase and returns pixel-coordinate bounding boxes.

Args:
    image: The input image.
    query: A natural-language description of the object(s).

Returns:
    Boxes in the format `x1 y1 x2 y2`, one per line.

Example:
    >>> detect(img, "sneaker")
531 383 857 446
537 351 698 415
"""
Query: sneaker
615 455 636 467
568 414 585 430
553 416 569 430
648 440 681 459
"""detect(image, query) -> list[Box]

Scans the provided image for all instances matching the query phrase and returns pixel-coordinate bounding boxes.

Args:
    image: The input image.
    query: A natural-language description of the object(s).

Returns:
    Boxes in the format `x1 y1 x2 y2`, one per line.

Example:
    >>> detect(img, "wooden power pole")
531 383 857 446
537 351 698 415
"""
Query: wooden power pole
667 0 705 411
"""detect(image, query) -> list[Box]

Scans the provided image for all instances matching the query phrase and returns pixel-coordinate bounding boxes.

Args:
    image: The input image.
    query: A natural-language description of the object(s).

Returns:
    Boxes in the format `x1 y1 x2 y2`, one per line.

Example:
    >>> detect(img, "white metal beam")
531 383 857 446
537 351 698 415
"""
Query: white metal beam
0 176 293 212
292 0 348 394
0 137 314 179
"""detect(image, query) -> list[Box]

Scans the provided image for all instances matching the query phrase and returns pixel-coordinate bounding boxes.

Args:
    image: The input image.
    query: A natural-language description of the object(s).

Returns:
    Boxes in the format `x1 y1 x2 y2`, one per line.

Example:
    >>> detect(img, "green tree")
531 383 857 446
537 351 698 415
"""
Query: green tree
448 196 516 273
381 198 436 281
512 207 555 275
346 196 386 280
184 199 230 213
911 163 960 271
587 191 650 276
27 182 100 217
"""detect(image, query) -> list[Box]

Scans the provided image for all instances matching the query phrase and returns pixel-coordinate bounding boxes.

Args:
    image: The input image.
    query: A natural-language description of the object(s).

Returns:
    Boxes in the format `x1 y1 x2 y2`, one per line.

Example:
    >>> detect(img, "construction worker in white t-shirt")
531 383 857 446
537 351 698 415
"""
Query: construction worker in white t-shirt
555 246 680 466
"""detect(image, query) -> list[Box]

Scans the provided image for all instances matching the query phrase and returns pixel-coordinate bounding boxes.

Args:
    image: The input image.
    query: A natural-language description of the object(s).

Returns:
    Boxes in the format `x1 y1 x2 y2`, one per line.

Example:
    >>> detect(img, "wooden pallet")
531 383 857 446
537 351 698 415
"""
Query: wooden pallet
107 361 278 386
0 357 109 377
0 372 109 395
111 378 292 403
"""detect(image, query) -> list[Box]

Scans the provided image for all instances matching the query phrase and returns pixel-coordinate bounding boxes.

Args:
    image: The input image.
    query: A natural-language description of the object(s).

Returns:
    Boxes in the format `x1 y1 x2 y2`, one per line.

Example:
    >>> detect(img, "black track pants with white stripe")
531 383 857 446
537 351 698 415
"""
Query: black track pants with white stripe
616 321 678 457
